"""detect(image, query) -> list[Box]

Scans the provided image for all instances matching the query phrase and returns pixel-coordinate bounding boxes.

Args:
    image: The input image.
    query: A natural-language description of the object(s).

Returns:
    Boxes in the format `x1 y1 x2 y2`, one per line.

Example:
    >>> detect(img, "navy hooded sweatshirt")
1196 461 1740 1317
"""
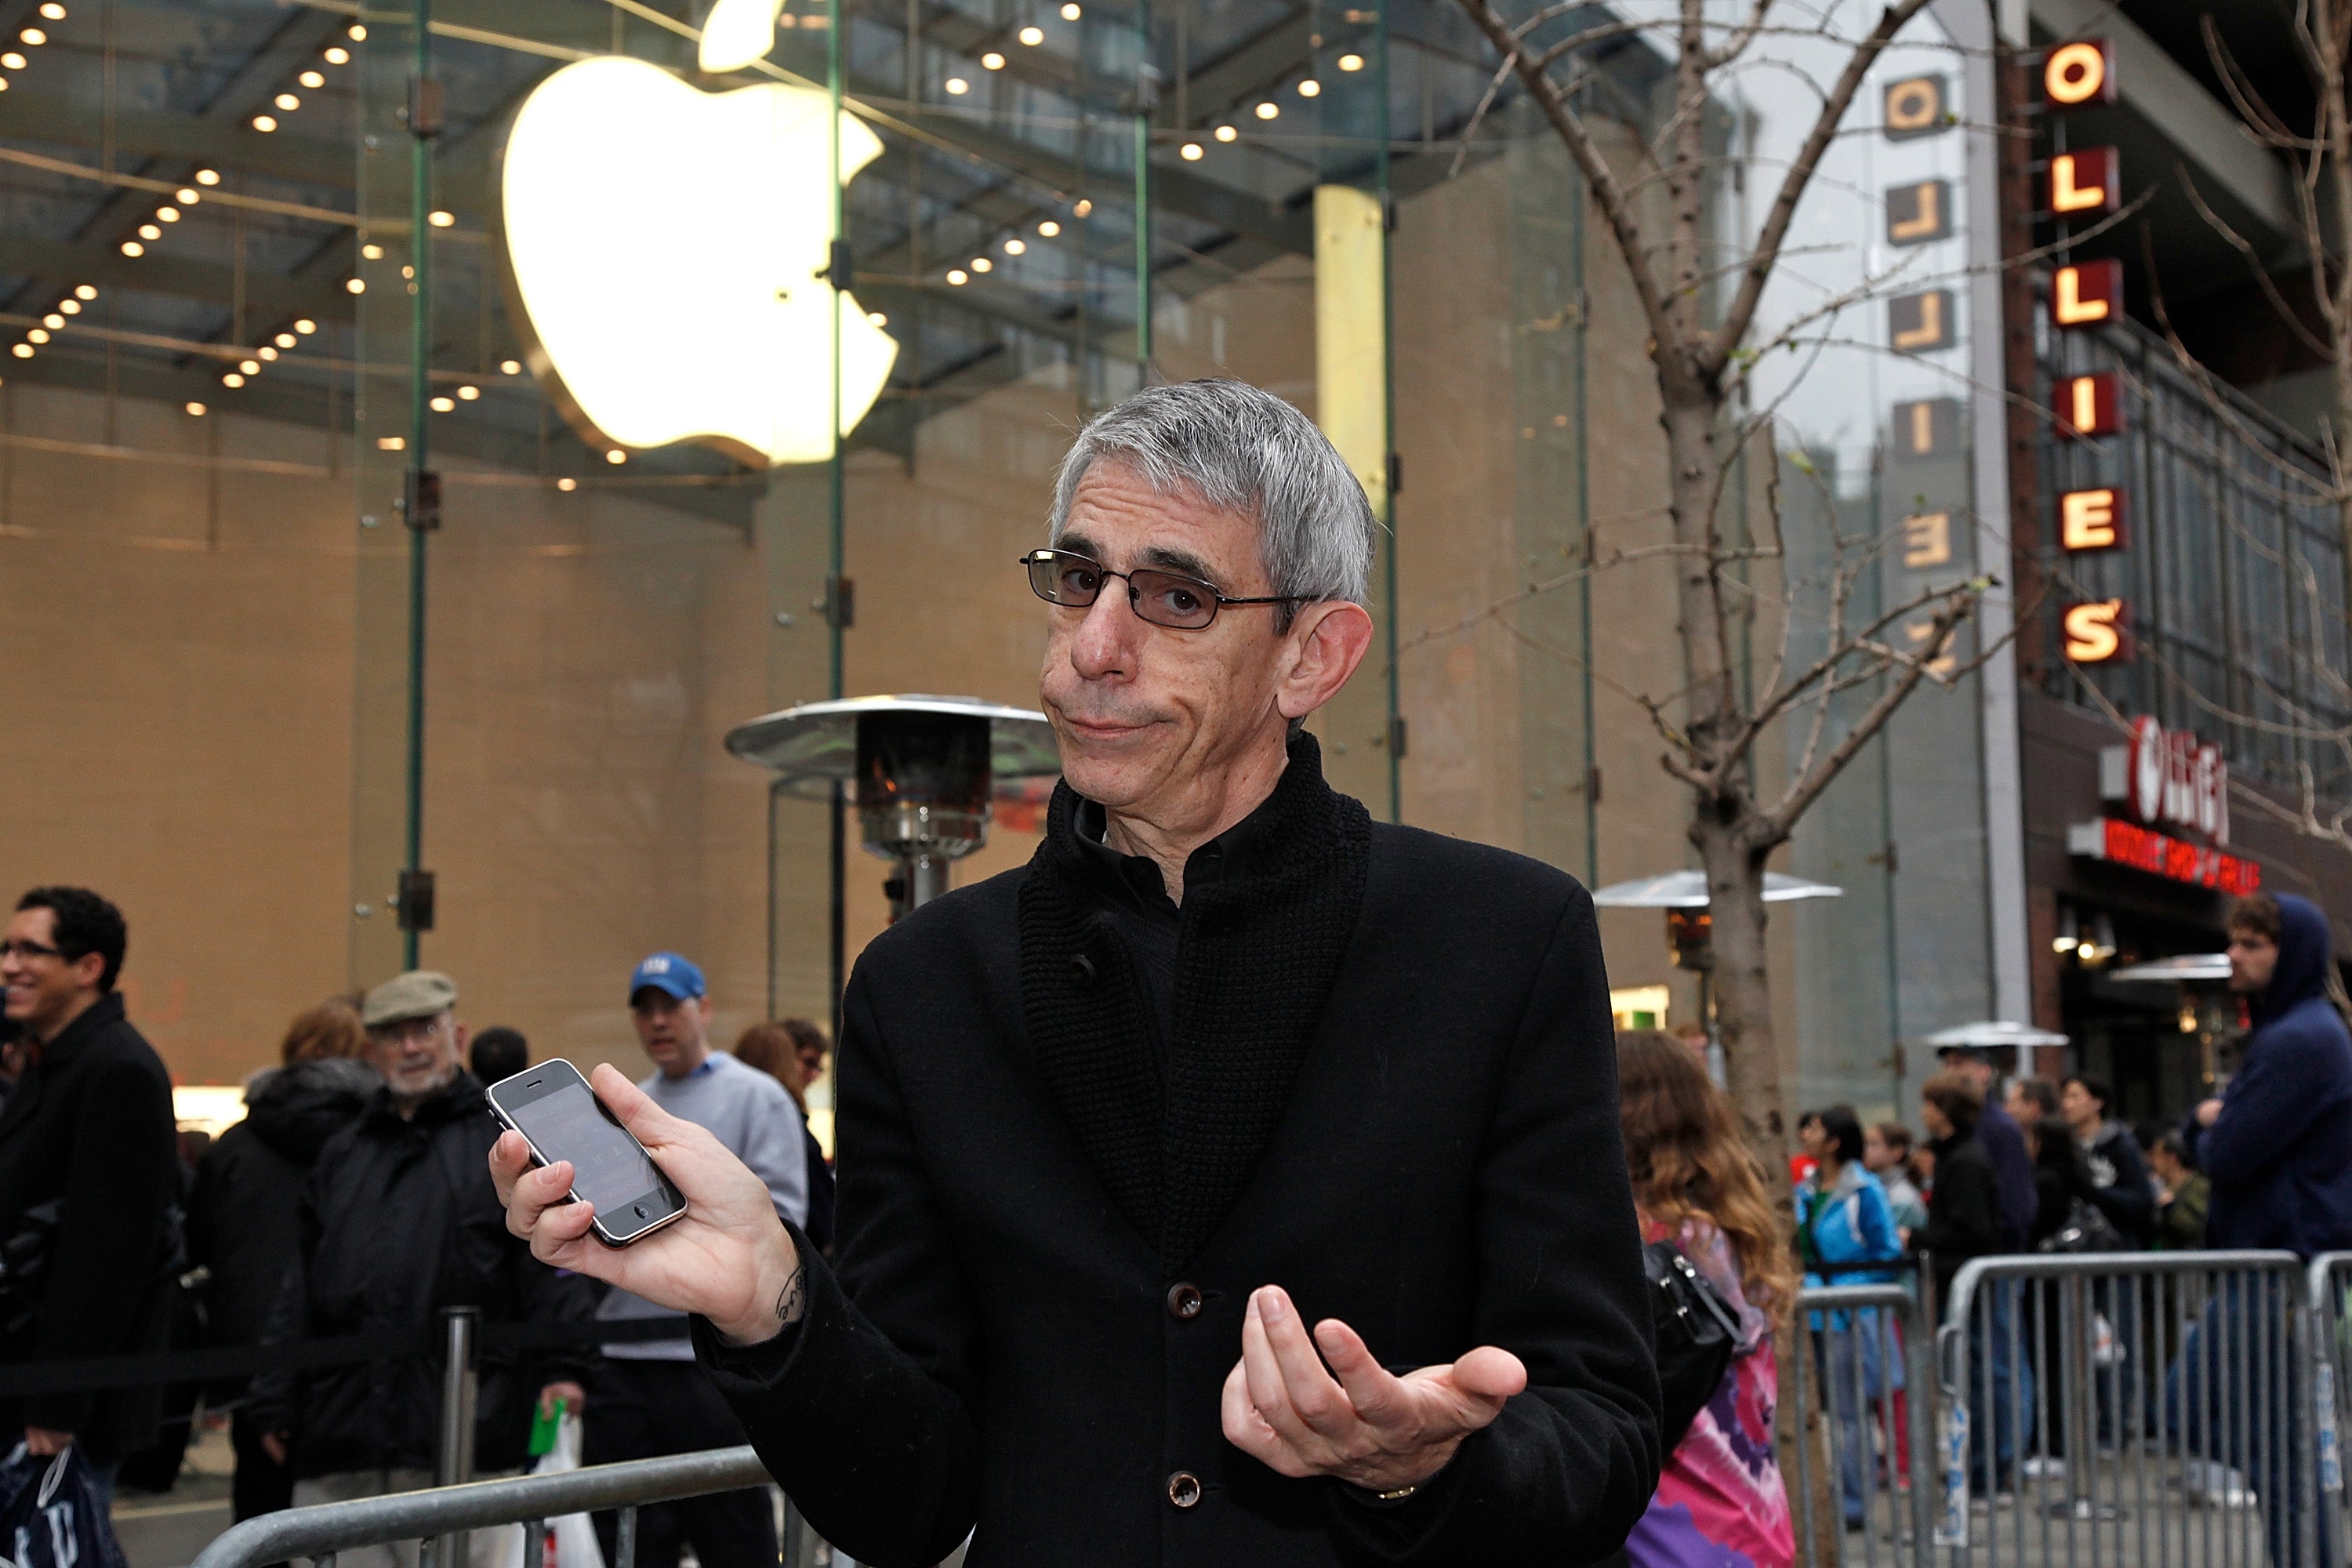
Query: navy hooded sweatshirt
2185 894 2352 1258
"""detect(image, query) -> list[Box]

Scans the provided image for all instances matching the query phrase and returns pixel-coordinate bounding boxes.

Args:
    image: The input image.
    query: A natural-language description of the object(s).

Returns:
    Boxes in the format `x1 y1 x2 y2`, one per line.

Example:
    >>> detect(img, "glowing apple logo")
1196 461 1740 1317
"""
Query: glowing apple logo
501 1 896 466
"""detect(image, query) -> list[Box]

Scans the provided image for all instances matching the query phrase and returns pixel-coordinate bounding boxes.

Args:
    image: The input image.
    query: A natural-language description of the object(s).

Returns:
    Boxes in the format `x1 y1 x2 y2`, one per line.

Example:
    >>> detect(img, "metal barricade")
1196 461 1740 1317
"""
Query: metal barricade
188 1447 782 1568
2305 1252 2352 1568
1789 1282 1938 1566
1933 1250 2314 1568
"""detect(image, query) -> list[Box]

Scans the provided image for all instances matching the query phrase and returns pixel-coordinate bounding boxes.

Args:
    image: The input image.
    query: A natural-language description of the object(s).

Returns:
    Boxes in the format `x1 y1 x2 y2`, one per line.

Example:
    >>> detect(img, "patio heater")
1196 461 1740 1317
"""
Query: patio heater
1591 869 1844 1083
725 695 1061 920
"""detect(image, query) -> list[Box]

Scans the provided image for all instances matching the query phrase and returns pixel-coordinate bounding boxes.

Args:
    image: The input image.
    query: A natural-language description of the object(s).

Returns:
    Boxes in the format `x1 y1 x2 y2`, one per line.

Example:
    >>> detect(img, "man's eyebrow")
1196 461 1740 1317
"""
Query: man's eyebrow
1136 543 1218 583
1054 532 1102 560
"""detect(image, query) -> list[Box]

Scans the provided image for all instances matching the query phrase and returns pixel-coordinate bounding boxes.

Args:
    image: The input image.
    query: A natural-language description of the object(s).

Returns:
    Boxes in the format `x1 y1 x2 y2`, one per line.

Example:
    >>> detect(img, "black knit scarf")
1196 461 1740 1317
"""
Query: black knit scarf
1018 731 1372 1270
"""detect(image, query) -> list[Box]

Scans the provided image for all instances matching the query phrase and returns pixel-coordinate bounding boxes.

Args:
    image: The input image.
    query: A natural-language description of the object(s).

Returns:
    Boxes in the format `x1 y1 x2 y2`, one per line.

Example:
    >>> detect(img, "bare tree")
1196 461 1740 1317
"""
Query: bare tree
1446 0 1996 1163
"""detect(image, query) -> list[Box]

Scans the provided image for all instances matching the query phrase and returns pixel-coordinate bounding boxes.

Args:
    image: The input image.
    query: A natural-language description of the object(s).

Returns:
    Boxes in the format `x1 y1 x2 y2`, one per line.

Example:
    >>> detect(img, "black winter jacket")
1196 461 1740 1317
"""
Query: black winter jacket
1917 1131 2001 1300
0 993 180 1460
249 1071 593 1477
694 735 1661 1568
188 1059 378 1363
2078 1121 2154 1245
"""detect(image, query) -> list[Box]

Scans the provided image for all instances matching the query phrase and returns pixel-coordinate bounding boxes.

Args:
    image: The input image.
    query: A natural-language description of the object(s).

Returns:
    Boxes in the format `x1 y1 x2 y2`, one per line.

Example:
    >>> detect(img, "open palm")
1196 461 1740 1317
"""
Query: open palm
489 1063 800 1344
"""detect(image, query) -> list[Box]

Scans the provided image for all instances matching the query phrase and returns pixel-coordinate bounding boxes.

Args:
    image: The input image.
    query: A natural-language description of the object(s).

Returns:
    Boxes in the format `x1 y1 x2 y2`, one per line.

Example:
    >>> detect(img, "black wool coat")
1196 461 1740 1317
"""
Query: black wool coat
695 738 1661 1567
0 993 180 1461
248 1072 595 1478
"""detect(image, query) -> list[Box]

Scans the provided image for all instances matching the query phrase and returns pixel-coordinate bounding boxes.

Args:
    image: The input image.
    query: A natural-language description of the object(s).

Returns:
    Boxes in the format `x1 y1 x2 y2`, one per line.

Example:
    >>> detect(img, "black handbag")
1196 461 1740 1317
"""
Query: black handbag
1643 1237 1751 1447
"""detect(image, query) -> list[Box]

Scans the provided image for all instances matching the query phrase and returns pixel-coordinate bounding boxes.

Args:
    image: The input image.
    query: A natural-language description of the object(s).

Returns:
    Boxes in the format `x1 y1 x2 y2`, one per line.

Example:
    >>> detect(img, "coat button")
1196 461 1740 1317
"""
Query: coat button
1069 953 1097 989
1166 1282 1203 1319
1166 1471 1202 1509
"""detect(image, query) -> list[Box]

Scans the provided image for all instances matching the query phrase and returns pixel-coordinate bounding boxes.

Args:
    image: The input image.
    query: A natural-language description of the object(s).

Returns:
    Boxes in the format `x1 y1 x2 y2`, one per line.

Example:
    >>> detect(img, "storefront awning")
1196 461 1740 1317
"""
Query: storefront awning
2107 953 2233 982
1590 870 1844 908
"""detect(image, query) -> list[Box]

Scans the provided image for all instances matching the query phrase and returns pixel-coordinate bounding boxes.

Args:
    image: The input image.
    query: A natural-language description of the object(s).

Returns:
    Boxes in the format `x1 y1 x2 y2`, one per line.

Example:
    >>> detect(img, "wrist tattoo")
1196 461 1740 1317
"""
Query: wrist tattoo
775 1258 808 1327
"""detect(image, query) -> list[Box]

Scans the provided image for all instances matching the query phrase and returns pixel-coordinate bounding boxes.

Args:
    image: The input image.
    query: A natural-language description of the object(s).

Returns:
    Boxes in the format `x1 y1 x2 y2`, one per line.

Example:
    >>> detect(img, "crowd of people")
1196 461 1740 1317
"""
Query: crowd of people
0 882 838 1568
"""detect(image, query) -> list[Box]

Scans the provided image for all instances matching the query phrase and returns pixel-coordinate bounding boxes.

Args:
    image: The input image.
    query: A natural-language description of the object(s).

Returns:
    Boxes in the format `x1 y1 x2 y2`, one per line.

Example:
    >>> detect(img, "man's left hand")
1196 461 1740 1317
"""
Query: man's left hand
23 1428 71 1457
1220 1285 1526 1494
539 1382 586 1419
2195 1098 2224 1128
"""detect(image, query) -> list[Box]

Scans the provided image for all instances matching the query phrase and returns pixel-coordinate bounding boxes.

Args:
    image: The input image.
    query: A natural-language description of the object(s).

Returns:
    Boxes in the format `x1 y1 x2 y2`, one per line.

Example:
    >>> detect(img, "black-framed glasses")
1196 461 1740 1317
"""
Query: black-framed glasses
0 940 64 963
1019 549 1302 631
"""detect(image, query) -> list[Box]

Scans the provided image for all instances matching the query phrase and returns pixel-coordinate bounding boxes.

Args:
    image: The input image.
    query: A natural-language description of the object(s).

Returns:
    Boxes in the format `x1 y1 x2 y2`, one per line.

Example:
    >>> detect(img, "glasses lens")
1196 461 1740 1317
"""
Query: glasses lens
1029 551 1103 607
1131 570 1218 630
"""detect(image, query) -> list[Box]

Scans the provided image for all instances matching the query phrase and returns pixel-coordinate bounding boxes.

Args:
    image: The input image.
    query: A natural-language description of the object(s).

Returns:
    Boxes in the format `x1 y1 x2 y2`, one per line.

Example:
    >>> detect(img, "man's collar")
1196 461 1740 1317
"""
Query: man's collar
35 990 122 1062
1073 781 1283 914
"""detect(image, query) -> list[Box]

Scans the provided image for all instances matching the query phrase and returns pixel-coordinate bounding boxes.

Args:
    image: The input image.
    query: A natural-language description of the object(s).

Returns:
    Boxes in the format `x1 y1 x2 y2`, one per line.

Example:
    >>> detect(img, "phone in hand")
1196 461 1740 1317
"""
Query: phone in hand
486 1058 687 1246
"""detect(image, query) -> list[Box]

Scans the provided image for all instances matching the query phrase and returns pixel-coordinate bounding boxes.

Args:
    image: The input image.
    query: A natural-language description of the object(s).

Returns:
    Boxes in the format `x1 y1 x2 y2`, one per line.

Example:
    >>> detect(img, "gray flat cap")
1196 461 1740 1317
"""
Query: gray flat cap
362 971 458 1029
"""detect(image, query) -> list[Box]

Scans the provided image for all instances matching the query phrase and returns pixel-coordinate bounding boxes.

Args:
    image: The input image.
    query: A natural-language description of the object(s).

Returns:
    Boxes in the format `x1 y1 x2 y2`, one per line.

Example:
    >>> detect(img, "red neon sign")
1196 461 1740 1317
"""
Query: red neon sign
2077 817 2260 895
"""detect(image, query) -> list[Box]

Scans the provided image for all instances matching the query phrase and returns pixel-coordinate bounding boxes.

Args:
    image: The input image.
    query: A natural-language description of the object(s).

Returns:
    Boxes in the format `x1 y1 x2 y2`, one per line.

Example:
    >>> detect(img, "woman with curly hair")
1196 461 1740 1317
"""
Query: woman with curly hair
1617 1029 1798 1568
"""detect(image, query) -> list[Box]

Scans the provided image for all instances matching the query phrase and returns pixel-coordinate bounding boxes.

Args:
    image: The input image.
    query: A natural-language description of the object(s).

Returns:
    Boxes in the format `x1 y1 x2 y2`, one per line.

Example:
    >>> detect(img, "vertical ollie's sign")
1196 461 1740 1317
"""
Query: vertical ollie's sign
2071 716 2256 893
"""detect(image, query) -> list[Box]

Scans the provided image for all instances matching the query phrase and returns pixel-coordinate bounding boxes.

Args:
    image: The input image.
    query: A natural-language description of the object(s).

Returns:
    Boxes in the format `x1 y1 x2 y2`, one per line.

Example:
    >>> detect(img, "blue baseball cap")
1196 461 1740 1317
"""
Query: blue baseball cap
628 952 706 1004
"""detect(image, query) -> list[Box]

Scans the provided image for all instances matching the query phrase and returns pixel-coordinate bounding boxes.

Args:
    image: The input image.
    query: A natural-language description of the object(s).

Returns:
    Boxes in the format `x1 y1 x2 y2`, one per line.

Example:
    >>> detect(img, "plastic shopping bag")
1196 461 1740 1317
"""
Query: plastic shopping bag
486 1415 603 1568
0 1444 129 1568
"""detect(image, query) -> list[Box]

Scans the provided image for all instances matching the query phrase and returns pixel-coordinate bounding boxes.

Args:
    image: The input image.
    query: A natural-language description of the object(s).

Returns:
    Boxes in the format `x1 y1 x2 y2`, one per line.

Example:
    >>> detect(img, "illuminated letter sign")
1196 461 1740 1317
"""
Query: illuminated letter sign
1889 289 1955 353
1886 180 1953 245
2069 817 2257 894
2059 487 2125 550
2063 599 2129 662
2044 40 2113 106
501 56 898 466
1903 511 1952 568
2050 148 2119 215
1891 397 1962 459
1883 74 1949 140
2057 372 2121 437
2118 715 2230 843
2053 260 2122 326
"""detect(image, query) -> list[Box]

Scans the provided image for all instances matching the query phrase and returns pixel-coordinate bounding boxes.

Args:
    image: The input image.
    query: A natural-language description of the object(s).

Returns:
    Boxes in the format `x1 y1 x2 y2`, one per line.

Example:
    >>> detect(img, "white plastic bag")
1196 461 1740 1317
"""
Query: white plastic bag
487 1415 605 1568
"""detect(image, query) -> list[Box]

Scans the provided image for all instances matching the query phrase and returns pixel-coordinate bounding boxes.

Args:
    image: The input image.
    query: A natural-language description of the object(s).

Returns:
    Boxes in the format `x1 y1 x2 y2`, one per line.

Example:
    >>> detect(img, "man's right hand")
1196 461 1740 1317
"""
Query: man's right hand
489 1064 804 1345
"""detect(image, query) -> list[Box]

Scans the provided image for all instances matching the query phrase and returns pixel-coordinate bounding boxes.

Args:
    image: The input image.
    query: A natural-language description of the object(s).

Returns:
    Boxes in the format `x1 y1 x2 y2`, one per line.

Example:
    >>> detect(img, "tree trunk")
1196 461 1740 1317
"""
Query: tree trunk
1696 805 1784 1170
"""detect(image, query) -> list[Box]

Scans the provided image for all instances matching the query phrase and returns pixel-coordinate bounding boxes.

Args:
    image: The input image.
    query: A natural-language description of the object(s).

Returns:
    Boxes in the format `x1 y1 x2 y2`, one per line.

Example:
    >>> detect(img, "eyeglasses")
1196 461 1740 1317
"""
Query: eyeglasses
1019 549 1302 631
0 940 64 963
369 1014 452 1047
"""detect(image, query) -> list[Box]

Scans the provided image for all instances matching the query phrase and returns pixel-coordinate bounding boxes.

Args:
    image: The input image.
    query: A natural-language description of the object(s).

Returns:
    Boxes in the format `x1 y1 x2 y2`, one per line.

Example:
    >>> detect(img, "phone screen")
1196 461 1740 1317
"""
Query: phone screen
498 1065 675 1220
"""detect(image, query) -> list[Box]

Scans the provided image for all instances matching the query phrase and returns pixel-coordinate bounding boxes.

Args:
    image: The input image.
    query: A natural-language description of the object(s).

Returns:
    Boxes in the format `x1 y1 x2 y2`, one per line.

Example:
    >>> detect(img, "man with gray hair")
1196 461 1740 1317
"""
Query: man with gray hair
493 379 1660 1564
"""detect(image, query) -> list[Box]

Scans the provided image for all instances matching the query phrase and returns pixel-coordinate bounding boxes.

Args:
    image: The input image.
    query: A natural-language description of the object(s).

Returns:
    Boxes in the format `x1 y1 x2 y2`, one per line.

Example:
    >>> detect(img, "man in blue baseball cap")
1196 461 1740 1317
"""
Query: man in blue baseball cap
584 953 808 1568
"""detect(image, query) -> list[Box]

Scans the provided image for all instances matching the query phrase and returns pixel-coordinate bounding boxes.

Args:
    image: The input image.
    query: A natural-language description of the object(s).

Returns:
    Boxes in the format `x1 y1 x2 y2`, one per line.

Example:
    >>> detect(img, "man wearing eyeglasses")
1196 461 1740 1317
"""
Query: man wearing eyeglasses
0 887 178 1497
492 379 1660 1566
252 971 592 1568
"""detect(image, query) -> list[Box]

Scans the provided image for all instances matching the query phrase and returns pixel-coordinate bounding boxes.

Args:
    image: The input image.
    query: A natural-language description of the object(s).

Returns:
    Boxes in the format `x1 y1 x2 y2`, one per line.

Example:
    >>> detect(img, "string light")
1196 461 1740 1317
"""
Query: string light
73 284 94 299
274 332 296 347
946 268 968 285
604 448 626 464
1 53 23 69
377 436 405 450
1214 124 1236 141
194 169 220 186
556 477 577 491
427 210 454 227
238 358 259 374
361 244 383 259
256 346 278 361
981 51 1003 69
56 299 77 314
9 344 31 359
971 256 992 272
40 314 60 328
222 371 244 386
944 76 967 93
347 23 365 38
156 206 179 221
1004 238 1025 255
184 402 207 416
430 394 455 412
1060 2 1079 16
499 358 522 374
137 223 160 240
1018 25 1042 43
24 329 46 343
19 28 45 45
1298 78 1319 96
176 187 199 203
1073 198 1092 216
294 318 316 333
251 114 277 131
456 385 479 400
119 240 142 256
1179 141 1202 159
324 45 349 64
37 3 64 16
274 92 299 110
1037 220 1060 236
299 69 323 88
1254 101 1278 119
867 310 887 325
346 278 365 293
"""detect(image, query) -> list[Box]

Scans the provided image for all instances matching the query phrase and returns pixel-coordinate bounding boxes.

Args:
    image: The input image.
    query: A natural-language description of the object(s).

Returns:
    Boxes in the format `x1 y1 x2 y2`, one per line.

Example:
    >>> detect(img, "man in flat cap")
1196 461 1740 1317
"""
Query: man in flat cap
252 972 593 1568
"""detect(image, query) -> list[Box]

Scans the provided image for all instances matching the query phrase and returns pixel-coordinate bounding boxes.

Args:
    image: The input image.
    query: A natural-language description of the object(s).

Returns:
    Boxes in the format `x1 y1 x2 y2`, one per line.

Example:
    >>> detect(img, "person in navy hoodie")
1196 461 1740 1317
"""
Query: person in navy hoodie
2176 892 2352 1568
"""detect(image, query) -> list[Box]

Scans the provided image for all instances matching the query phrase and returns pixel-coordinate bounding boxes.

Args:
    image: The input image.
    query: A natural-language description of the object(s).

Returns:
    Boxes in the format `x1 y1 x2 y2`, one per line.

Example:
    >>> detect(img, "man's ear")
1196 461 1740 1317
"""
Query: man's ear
69 953 106 994
453 1020 472 1054
1275 601 1375 722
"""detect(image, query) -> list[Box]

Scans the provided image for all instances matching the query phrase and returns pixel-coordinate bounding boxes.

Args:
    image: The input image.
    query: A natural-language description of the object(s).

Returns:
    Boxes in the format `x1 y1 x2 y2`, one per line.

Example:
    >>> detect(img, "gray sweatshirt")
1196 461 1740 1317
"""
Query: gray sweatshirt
597 1048 811 1359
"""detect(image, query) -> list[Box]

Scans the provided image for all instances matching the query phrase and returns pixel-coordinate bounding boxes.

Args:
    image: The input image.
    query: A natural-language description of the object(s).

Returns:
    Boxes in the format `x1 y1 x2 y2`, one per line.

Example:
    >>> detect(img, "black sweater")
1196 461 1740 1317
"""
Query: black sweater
695 737 1661 1567
1916 1131 2002 1300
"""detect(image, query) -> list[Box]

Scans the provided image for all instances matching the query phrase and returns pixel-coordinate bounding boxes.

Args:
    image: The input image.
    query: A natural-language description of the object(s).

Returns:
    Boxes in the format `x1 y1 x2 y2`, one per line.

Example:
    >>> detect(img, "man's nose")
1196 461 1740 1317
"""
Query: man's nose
1067 583 1143 680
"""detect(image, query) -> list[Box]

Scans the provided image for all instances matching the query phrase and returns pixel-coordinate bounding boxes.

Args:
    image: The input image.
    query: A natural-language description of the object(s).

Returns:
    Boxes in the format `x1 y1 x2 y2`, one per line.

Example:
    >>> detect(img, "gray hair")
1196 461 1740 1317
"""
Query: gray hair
1048 379 1377 611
